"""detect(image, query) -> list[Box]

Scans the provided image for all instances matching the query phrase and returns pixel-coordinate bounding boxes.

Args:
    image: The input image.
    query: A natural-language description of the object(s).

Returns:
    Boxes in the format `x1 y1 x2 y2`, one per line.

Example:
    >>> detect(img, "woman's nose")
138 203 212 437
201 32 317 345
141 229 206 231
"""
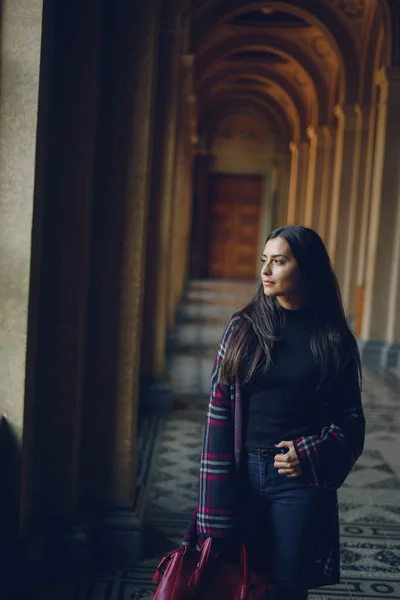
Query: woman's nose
262 262 272 275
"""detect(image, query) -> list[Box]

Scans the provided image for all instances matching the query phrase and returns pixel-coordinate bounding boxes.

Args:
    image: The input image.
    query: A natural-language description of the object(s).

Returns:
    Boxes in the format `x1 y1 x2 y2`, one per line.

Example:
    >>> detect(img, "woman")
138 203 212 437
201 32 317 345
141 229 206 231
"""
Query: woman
183 226 365 600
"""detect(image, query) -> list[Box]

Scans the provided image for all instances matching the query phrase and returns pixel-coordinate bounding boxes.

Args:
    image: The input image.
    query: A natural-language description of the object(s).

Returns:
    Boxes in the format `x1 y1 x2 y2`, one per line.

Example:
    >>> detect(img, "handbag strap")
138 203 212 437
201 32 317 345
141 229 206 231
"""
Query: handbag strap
188 537 251 593
188 537 212 589
152 547 183 584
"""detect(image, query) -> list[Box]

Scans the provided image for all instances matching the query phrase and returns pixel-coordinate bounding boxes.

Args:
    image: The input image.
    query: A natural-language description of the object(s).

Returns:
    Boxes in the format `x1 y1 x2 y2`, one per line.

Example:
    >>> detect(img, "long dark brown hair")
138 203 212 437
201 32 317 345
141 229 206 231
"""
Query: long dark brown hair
221 226 361 389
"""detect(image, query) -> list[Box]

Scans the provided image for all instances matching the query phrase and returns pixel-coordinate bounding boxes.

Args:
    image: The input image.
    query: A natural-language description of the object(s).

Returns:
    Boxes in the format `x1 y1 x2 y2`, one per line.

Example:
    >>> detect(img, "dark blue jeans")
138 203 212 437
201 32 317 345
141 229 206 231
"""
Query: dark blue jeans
241 452 327 600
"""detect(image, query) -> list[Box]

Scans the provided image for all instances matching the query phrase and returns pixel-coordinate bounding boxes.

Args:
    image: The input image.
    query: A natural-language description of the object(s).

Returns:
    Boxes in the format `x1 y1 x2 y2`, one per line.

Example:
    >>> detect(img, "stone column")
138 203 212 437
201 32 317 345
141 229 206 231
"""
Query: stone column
0 0 43 438
82 0 162 564
190 151 213 277
275 153 291 227
287 142 299 225
361 68 400 367
140 0 183 411
311 126 331 236
295 141 309 224
319 126 336 242
0 0 43 575
281 153 292 227
383 201 400 369
328 104 362 295
167 54 196 329
268 160 279 231
177 140 195 298
355 101 377 336
342 105 364 315
20 0 105 570
341 105 373 326
167 128 185 329
303 126 318 228
168 118 196 328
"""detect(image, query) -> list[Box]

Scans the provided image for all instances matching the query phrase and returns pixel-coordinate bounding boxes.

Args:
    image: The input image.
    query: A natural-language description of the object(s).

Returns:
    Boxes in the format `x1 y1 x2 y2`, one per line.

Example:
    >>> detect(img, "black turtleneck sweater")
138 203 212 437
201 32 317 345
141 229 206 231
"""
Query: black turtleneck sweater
243 306 320 449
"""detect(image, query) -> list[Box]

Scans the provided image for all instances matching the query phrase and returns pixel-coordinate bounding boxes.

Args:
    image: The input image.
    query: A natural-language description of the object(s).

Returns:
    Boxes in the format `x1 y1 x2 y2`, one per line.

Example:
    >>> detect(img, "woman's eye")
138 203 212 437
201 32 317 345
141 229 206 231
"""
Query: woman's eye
273 259 283 265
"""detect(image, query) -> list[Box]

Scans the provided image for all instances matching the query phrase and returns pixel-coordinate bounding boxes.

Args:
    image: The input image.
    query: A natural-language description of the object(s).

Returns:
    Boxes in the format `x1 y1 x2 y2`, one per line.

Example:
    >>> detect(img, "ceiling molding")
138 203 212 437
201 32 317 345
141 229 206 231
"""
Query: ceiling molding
193 0 359 103
196 32 331 123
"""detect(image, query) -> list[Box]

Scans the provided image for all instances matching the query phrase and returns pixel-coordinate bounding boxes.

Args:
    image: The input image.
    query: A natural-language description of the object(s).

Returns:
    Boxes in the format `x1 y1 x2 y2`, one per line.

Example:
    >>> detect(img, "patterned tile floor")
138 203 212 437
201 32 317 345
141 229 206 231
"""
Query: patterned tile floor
48 367 400 600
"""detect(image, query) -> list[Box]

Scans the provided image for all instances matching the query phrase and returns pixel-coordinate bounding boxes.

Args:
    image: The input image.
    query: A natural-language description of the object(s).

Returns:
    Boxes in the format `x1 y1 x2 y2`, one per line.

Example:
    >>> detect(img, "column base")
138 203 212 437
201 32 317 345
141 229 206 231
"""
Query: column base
88 506 142 566
77 406 161 568
80 409 161 567
21 517 93 580
358 339 387 368
0 417 22 597
166 327 180 353
380 343 400 370
140 374 173 413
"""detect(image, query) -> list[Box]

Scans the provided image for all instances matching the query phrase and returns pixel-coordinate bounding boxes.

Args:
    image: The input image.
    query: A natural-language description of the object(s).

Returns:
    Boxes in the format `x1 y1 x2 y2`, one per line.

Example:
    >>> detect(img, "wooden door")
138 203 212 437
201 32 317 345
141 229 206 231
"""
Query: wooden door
207 175 262 280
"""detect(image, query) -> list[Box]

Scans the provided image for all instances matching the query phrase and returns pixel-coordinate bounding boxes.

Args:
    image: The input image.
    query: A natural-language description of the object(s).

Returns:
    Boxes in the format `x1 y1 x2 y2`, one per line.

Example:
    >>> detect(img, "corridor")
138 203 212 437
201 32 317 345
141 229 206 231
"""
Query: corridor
2 2 400 599
43 282 400 600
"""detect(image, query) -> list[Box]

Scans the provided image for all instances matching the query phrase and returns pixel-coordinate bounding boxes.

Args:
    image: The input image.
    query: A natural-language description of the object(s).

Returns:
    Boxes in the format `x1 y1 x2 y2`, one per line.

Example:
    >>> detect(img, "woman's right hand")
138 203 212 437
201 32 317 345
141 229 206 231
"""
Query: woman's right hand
274 440 302 478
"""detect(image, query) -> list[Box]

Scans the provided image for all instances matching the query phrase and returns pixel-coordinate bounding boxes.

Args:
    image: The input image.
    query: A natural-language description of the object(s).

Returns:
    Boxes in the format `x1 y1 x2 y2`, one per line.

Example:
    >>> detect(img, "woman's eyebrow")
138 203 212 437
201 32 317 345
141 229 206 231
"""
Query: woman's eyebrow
261 253 288 259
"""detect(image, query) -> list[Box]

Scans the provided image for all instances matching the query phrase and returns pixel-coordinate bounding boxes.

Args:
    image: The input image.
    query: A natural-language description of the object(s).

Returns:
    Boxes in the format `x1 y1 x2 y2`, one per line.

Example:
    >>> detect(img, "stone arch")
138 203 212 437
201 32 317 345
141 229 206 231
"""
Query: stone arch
196 34 331 123
198 63 318 134
200 85 300 143
203 105 277 140
193 0 359 103
199 72 308 138
199 94 293 150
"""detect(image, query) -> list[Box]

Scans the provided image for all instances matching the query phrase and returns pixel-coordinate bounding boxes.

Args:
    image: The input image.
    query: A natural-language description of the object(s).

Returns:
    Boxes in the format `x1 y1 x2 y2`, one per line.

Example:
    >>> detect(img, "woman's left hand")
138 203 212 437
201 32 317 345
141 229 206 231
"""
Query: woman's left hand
274 440 302 478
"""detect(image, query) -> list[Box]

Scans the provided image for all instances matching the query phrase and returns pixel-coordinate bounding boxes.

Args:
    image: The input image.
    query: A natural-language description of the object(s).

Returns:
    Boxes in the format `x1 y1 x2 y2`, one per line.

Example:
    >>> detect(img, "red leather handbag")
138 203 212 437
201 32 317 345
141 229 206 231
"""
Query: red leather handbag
152 537 275 600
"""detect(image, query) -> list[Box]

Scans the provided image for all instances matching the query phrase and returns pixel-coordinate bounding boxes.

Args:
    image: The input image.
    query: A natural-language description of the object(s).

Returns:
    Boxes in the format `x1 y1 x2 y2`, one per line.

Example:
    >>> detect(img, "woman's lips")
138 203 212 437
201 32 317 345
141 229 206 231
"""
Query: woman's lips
263 281 274 286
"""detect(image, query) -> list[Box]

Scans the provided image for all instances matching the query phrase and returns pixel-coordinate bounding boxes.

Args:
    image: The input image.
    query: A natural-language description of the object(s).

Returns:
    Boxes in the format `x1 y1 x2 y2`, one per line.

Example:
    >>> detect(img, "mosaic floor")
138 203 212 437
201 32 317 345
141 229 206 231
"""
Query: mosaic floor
34 282 400 599
43 367 400 600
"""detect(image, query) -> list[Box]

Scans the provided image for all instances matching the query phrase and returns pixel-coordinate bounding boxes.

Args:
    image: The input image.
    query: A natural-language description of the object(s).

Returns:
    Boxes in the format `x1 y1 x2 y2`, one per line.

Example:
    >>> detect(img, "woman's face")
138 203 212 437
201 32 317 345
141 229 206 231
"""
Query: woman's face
260 236 303 301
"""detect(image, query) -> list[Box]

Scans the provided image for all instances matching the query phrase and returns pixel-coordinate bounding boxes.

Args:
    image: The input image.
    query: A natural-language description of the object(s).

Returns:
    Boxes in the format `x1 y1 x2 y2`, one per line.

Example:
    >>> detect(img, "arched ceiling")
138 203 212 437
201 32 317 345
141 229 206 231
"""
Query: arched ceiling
201 101 285 142
196 32 335 132
199 72 303 140
199 93 292 153
193 0 385 150
210 70 311 126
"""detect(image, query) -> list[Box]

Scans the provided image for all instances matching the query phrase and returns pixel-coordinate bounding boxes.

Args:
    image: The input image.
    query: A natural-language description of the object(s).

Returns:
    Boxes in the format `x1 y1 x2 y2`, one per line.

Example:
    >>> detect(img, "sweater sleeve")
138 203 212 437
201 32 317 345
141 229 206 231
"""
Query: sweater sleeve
196 316 240 538
293 357 365 489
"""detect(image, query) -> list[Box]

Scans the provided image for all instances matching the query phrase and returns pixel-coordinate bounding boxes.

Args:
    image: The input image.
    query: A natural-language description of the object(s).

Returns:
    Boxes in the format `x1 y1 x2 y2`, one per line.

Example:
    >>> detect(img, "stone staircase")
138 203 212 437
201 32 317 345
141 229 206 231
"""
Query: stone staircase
168 279 256 397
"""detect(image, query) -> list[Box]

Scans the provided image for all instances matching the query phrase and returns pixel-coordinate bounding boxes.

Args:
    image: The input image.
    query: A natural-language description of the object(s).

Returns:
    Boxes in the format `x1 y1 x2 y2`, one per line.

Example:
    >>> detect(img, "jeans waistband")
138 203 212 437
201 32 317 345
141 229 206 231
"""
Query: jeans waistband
247 446 283 457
